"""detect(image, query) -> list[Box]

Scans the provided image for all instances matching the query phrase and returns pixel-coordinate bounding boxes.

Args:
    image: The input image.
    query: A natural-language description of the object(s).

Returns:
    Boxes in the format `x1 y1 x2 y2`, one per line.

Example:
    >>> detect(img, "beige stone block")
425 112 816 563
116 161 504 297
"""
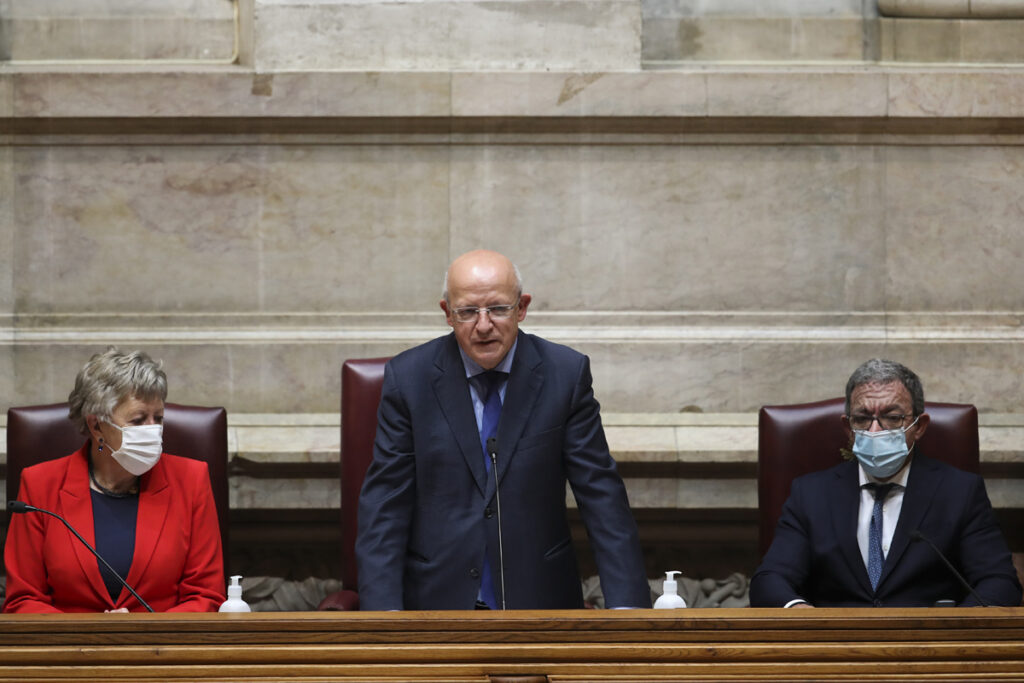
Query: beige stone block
605 426 676 462
620 478 677 507
231 476 339 509
888 71 1024 117
883 146 1024 311
980 427 1024 462
961 20 1024 62
234 425 338 461
643 16 865 63
885 18 962 62
448 143 887 312
5 17 235 61
983 479 1024 508
451 73 706 117
971 0 1024 17
674 426 756 462
10 72 451 118
708 71 888 117
878 0 969 17
677 479 755 508
11 144 450 314
12 145 264 313
254 0 640 71
256 145 450 312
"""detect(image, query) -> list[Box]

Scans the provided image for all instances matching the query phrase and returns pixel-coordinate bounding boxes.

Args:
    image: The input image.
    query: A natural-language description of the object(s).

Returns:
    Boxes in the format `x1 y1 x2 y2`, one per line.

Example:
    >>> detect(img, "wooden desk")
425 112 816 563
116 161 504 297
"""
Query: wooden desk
2 608 1023 681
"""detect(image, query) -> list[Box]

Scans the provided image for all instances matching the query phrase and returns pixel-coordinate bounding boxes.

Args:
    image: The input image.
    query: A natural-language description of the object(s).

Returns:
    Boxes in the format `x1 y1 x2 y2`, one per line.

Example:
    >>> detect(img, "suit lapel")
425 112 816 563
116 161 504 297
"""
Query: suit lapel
832 461 873 595
880 455 939 588
493 332 543 491
432 334 489 495
59 446 114 608
121 456 171 607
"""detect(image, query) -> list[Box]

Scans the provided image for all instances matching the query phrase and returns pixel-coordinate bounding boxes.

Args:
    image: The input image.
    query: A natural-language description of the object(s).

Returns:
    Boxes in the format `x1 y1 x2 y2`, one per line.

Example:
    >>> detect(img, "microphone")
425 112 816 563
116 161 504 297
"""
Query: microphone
910 529 987 607
486 436 506 610
7 500 154 612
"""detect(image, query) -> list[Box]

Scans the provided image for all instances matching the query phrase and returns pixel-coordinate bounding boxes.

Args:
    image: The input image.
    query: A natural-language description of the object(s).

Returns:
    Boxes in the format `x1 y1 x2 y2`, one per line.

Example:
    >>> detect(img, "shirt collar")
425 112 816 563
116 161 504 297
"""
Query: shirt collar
858 456 913 488
458 339 517 378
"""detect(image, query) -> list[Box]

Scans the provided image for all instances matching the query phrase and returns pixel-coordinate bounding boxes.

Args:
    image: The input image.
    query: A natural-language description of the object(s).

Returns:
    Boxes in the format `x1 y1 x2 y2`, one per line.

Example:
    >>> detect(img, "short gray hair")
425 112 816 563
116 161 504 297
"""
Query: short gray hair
844 358 924 417
68 348 168 435
441 262 524 304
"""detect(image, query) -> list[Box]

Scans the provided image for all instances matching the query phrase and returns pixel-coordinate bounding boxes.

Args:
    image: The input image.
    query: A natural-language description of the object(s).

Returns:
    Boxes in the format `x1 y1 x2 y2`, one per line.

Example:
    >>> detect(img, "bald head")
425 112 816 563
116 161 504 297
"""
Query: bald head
442 250 522 305
440 250 531 369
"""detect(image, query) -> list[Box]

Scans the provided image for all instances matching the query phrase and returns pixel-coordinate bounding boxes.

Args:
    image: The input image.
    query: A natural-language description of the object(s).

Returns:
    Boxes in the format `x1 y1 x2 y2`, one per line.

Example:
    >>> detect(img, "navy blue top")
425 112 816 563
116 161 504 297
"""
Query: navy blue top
90 490 139 602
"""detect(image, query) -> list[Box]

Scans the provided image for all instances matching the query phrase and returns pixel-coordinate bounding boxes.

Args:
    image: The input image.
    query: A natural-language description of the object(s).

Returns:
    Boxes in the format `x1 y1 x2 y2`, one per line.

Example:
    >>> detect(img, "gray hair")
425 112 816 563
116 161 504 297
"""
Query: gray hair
441 261 524 304
67 347 168 435
844 358 925 417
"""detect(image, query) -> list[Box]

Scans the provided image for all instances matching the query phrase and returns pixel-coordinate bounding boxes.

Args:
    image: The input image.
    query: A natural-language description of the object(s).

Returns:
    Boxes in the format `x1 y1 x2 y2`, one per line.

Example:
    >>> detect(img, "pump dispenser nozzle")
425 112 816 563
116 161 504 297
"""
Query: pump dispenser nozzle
654 570 687 608
219 575 251 613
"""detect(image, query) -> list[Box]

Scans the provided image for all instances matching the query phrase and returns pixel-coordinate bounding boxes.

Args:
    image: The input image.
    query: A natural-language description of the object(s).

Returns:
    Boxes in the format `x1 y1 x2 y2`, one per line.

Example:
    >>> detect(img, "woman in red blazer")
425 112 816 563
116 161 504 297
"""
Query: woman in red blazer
3 349 224 613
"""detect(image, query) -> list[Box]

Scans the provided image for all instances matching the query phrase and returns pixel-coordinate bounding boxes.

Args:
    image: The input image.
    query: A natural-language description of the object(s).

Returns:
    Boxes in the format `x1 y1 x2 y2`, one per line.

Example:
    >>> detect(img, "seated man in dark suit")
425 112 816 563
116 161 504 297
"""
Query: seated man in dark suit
356 249 650 610
751 359 1021 608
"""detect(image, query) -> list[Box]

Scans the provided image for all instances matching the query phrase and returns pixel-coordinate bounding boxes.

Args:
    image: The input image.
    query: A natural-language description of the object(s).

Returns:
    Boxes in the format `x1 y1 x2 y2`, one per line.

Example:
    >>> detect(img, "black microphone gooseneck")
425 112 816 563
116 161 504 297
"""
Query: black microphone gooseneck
910 529 988 607
486 437 506 610
7 500 155 612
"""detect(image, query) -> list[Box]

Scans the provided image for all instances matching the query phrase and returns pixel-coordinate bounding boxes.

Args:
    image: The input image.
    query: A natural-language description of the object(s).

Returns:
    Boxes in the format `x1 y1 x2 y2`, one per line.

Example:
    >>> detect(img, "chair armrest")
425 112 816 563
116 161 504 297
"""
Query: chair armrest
317 589 360 611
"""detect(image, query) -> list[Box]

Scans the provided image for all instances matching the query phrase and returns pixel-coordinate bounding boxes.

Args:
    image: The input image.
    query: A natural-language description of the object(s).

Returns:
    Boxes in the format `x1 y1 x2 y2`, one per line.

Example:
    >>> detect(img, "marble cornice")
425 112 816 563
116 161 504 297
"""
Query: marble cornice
1 312 1023 345
2 68 1024 135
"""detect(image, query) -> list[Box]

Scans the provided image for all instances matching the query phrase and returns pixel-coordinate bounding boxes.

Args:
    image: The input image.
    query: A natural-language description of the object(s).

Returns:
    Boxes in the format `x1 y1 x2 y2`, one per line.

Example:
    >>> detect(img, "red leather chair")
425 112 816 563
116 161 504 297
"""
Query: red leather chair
757 397 979 557
6 402 230 566
318 357 390 611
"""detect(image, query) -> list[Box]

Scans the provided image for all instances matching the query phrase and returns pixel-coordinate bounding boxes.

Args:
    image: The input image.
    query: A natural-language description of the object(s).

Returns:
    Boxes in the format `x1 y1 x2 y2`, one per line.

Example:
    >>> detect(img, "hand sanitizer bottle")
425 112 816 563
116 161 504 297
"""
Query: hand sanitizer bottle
653 570 687 608
218 575 251 612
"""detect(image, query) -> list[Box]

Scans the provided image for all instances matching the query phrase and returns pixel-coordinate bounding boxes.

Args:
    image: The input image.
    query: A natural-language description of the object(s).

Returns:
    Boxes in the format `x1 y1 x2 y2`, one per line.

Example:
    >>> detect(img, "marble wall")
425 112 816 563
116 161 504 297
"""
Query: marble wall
2 68 1023 414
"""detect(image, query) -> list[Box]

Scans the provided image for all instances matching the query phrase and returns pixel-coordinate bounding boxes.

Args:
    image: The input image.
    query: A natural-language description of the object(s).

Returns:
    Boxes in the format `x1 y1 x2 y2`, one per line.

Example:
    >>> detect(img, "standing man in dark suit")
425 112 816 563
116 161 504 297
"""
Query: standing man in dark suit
751 359 1021 608
356 250 650 610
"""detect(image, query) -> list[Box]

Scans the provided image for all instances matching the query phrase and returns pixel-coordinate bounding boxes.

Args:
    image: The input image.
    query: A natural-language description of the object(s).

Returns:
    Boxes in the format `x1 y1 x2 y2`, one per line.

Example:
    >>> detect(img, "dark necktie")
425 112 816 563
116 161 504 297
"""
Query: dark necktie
865 483 897 591
477 370 507 471
475 370 507 609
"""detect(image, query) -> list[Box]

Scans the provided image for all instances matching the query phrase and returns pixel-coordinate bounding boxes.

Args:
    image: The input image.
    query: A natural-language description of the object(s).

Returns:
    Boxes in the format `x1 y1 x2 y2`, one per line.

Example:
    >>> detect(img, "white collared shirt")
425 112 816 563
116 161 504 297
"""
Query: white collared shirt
856 458 912 570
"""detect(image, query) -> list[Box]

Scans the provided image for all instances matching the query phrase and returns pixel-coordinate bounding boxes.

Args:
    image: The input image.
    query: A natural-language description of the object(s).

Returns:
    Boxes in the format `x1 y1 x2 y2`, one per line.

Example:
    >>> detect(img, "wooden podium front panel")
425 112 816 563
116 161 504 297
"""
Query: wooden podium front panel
1 609 1023 681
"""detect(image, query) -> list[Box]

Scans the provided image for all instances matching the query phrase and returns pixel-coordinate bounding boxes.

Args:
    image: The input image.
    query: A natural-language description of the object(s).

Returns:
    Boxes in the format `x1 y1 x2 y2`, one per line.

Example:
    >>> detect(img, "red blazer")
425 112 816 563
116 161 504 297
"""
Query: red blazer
3 444 225 613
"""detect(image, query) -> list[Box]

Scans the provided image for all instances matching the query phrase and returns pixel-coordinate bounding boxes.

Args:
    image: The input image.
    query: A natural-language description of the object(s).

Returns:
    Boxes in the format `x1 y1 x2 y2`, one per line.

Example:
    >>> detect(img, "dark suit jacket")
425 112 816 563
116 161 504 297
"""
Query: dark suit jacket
750 454 1021 607
355 331 650 610
3 444 225 613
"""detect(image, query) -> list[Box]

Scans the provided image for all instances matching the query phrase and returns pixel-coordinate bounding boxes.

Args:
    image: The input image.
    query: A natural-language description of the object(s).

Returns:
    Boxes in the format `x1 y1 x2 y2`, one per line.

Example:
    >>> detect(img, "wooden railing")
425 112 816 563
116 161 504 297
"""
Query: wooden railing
2 608 1024 681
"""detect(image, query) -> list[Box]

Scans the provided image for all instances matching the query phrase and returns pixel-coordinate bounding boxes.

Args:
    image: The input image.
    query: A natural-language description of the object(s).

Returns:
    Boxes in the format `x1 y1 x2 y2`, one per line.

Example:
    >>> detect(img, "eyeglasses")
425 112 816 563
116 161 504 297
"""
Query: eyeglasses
846 414 912 431
451 301 518 324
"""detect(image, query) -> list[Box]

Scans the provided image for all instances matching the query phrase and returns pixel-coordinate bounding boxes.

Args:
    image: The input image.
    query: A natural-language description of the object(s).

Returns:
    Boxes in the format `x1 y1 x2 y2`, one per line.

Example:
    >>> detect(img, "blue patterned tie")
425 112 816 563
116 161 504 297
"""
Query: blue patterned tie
476 370 507 608
865 483 896 591
478 371 507 471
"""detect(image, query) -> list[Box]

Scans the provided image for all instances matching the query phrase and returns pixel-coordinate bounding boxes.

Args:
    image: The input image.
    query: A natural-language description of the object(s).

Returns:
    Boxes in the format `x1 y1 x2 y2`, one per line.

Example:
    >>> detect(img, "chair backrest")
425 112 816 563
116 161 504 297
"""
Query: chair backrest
340 357 390 590
6 402 230 561
757 397 979 557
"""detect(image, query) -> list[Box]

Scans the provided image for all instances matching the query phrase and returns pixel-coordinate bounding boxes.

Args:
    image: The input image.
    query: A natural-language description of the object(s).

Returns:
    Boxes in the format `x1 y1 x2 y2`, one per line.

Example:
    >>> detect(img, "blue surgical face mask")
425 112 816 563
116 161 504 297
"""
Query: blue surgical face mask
852 416 920 480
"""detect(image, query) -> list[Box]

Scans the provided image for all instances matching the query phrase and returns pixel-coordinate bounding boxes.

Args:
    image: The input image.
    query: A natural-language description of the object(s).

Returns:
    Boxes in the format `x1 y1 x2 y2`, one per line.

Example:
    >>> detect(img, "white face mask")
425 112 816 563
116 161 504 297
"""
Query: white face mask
101 418 163 476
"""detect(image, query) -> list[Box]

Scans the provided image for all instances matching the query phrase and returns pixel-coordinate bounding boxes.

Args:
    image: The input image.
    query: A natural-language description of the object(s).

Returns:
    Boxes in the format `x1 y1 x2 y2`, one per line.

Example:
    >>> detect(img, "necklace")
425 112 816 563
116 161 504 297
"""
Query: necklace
89 460 138 498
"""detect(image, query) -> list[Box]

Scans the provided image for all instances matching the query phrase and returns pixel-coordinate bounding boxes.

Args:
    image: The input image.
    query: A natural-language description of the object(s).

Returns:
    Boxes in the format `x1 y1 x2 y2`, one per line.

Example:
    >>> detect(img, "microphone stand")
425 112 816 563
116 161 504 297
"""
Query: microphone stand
8 500 154 612
486 437 506 610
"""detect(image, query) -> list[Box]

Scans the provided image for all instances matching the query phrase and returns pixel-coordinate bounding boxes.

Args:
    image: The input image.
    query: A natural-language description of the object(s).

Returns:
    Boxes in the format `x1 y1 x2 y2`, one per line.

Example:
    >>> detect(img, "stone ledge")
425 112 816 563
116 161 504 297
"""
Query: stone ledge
3 68 1024 124
2 413 1022 511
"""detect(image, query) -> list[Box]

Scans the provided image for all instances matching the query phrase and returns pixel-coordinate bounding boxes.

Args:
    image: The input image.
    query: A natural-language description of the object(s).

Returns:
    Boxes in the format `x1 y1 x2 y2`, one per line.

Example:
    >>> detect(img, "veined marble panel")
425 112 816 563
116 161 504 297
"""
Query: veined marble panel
5 69 1024 122
643 16 868 64
2 0 236 62
253 0 641 71
884 146 1024 312
448 143 888 312
9 71 452 119
12 144 450 314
